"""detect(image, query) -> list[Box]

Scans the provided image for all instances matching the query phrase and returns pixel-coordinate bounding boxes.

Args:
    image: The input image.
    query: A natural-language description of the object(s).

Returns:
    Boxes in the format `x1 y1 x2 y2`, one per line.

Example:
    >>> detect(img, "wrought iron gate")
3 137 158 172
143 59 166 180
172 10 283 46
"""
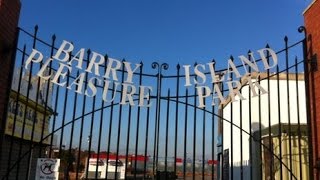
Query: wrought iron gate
0 26 313 180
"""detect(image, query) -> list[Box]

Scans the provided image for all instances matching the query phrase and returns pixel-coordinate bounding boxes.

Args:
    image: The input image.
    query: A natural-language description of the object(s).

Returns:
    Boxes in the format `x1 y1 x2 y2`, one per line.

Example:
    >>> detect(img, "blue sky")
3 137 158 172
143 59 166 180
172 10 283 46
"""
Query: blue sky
19 0 310 69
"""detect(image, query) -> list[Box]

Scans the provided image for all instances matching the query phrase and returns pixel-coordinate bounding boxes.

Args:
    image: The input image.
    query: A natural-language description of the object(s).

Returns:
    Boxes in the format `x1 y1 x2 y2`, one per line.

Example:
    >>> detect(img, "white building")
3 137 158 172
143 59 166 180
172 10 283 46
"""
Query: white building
219 73 309 180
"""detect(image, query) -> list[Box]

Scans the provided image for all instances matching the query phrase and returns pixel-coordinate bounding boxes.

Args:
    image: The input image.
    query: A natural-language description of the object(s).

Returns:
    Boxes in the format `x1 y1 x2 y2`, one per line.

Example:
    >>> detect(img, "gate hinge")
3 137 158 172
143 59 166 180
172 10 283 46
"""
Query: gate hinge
309 53 318 72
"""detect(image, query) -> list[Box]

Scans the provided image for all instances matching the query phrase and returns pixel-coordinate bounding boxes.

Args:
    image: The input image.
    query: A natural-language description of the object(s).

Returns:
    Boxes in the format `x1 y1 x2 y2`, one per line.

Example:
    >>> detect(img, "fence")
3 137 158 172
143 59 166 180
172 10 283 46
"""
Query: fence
0 26 312 180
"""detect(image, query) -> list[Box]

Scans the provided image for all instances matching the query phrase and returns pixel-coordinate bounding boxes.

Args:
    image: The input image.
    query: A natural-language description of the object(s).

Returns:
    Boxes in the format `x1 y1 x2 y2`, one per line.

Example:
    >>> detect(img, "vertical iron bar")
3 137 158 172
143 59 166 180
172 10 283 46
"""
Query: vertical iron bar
155 80 162 175
183 89 188 179
68 71 79 179
174 64 180 175
295 57 303 180
212 79 215 180
153 88 158 176
58 61 71 157
88 79 97 179
230 56 234 180
212 105 215 180
248 51 253 180
75 66 87 180
143 89 151 179
258 73 262 179
104 81 116 180
165 89 170 178
155 92 161 174
82 49 91 179
220 77 224 180
240 74 243 180
95 55 108 179
193 66 197 180
125 101 132 179
134 62 143 179
266 44 273 180
202 92 206 180
115 59 126 180
49 35 59 158
211 61 216 180
276 60 283 180
285 36 293 180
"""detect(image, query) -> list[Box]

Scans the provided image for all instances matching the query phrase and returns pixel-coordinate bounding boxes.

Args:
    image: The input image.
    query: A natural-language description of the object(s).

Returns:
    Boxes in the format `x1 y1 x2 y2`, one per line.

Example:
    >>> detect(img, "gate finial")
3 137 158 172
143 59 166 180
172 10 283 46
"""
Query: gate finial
298 26 307 36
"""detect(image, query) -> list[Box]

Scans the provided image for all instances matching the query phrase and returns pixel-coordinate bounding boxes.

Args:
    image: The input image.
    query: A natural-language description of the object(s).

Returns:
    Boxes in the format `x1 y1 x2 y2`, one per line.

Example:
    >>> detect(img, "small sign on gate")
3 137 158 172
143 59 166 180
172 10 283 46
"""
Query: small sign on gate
35 158 60 180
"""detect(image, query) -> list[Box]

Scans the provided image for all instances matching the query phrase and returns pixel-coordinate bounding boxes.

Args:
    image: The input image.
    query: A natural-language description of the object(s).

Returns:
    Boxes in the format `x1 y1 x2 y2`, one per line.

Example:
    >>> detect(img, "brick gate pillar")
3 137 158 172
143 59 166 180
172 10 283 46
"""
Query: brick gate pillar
0 0 21 167
304 0 320 179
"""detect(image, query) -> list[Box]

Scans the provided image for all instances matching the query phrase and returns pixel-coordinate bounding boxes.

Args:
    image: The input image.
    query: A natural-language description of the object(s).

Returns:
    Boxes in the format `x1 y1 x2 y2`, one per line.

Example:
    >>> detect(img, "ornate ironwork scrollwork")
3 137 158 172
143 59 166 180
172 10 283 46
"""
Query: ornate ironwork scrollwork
152 62 169 75
298 26 306 36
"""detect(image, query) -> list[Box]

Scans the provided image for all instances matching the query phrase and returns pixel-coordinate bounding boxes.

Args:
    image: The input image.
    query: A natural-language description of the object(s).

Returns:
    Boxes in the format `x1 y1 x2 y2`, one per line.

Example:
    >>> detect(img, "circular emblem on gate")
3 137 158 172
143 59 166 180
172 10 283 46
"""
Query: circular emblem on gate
40 159 55 175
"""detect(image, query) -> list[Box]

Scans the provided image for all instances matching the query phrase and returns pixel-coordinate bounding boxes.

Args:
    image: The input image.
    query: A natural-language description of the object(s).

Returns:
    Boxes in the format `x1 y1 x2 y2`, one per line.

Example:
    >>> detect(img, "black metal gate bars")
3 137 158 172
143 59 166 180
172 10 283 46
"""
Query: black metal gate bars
0 26 312 180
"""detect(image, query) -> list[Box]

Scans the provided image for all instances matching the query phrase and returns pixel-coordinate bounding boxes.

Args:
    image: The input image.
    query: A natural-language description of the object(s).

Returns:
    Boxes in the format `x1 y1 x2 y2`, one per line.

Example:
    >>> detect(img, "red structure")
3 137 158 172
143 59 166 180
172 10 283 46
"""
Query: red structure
0 0 21 146
90 153 149 162
207 160 219 165
304 0 320 179
0 0 20 137
0 0 21 175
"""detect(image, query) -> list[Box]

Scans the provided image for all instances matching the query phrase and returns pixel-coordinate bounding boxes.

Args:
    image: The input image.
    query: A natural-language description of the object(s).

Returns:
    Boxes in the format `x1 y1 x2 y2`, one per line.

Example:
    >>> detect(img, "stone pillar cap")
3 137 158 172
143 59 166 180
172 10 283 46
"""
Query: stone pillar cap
303 0 318 15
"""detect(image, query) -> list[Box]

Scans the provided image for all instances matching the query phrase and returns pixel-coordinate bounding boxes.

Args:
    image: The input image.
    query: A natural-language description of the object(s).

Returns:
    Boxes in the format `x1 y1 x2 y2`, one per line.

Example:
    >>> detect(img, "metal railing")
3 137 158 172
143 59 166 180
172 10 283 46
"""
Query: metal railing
0 26 313 180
